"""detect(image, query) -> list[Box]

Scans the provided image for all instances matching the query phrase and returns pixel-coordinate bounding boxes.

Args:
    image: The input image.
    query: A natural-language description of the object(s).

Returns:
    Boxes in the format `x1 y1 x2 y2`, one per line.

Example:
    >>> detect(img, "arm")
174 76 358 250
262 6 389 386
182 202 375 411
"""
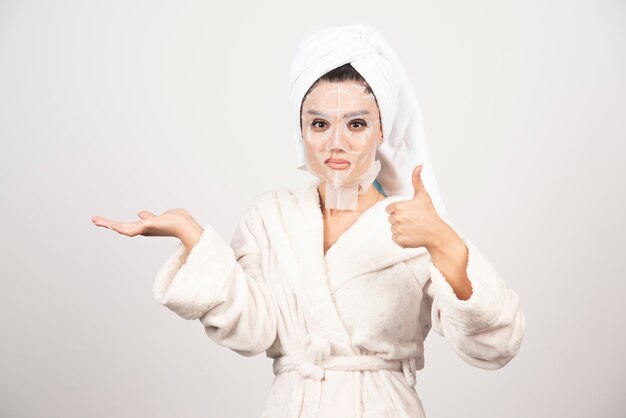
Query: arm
153 205 278 357
409 225 526 369
426 221 473 301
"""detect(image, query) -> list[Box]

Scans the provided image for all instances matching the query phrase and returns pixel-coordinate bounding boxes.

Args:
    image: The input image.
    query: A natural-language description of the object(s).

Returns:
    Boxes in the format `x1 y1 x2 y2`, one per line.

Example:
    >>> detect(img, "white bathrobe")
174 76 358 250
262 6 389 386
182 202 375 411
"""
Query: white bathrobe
153 180 526 418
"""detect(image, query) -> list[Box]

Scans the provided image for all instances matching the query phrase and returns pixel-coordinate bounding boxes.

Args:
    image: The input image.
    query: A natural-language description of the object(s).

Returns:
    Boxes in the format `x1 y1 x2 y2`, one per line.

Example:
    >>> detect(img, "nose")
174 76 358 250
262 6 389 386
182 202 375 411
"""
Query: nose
325 127 350 152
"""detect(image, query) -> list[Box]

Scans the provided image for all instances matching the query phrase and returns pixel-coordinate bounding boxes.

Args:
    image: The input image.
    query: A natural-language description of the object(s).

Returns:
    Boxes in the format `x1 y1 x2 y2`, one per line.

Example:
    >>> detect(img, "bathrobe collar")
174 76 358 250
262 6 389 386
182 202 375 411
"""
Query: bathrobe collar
253 179 427 355
298 178 428 278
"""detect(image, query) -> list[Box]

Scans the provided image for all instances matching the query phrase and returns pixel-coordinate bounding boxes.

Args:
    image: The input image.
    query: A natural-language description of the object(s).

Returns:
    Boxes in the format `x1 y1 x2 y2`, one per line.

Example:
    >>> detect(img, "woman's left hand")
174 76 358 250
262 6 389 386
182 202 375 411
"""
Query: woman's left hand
385 164 453 250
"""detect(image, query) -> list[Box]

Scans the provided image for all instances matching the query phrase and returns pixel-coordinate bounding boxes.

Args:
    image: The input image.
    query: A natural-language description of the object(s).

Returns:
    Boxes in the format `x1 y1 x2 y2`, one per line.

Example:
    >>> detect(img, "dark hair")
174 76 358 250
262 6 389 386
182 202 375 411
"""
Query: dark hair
300 63 380 132
309 63 374 95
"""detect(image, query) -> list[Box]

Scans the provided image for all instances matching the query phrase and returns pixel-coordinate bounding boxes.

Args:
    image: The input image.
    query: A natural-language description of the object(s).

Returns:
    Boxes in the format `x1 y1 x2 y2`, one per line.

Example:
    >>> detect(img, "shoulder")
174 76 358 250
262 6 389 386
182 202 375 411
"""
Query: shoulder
232 183 313 248
236 182 311 223
251 187 293 207
250 179 320 210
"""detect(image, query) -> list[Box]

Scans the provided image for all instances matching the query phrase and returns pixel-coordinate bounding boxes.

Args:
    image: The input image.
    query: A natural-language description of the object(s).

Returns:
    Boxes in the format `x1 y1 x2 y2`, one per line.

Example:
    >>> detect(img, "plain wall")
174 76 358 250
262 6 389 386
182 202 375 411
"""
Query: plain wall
1 0 625 417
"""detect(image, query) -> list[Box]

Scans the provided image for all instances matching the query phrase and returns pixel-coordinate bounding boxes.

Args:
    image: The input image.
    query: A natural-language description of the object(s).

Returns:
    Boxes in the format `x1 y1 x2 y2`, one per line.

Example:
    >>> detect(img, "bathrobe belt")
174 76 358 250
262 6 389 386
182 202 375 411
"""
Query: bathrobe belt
271 334 417 418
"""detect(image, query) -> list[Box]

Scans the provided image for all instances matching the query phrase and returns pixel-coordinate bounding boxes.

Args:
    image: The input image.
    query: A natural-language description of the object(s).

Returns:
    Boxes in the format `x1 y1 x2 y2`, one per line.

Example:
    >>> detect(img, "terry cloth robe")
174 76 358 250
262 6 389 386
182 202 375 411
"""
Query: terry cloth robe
153 179 526 418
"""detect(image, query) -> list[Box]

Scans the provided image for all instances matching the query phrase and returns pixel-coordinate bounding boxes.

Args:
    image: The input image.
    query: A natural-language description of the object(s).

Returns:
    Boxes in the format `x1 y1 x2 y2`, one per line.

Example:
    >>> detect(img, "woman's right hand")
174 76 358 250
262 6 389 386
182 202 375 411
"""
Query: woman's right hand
91 209 204 250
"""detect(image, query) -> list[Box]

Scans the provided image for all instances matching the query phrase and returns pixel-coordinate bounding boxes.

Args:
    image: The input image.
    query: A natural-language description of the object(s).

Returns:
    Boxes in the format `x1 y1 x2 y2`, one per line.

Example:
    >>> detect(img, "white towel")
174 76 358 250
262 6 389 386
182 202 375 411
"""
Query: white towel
287 23 448 217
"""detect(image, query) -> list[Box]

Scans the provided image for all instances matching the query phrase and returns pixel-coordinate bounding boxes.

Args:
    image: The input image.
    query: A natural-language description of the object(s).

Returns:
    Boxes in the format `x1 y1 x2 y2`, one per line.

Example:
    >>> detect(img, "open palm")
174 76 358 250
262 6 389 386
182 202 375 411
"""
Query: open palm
91 208 194 238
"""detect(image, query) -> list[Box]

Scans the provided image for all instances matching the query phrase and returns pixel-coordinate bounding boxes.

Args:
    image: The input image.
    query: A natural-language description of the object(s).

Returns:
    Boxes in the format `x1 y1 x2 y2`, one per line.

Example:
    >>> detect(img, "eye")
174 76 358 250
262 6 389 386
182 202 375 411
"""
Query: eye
311 119 328 129
350 119 368 129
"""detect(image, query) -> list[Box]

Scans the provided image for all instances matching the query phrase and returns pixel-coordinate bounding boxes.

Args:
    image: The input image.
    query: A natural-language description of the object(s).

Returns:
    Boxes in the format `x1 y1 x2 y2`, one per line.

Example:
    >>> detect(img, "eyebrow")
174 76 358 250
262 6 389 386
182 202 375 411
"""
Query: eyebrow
306 109 370 118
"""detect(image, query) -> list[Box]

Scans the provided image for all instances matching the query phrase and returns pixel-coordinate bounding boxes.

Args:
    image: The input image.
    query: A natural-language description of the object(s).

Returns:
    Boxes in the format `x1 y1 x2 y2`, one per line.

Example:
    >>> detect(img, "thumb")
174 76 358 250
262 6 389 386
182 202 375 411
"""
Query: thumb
412 164 425 198
137 210 156 220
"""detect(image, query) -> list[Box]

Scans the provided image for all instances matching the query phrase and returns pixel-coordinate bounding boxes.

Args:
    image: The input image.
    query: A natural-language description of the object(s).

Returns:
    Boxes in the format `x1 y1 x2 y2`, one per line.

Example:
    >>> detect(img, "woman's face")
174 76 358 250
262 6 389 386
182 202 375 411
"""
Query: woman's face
300 81 382 187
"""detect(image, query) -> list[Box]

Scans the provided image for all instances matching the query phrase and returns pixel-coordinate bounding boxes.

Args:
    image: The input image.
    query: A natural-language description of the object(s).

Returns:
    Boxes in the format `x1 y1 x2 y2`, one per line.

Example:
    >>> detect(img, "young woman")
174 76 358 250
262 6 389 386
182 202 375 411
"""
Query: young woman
93 24 525 418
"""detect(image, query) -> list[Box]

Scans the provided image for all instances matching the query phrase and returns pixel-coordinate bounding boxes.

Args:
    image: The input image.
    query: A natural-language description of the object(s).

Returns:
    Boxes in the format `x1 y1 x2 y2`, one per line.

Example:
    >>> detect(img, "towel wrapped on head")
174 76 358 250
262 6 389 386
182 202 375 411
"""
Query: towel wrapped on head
287 23 448 217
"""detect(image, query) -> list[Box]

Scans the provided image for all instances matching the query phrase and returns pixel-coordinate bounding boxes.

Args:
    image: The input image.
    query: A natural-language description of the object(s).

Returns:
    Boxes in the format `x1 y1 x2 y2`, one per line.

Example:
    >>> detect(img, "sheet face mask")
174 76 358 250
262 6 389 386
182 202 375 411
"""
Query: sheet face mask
301 81 382 211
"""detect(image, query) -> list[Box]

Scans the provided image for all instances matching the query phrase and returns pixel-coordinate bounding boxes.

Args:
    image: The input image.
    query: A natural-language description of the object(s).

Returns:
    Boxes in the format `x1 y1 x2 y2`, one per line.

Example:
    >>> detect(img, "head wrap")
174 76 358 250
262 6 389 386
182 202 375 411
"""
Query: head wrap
287 23 448 217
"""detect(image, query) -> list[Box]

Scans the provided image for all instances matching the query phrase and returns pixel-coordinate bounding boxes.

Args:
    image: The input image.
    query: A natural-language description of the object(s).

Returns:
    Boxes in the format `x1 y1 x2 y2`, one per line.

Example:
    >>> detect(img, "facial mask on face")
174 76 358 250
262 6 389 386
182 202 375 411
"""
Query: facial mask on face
301 82 382 211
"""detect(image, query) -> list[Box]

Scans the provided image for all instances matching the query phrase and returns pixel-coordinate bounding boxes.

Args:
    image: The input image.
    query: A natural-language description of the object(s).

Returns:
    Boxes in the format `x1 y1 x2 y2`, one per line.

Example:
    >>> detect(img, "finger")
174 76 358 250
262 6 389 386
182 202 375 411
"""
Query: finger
92 215 109 226
412 164 426 198
391 233 404 248
385 202 396 214
137 210 156 219
137 211 156 220
110 222 142 237
92 216 122 230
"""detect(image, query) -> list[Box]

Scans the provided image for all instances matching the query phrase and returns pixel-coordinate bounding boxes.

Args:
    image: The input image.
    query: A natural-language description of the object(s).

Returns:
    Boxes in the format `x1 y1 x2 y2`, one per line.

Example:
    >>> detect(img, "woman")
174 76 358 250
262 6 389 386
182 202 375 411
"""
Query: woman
92 24 525 418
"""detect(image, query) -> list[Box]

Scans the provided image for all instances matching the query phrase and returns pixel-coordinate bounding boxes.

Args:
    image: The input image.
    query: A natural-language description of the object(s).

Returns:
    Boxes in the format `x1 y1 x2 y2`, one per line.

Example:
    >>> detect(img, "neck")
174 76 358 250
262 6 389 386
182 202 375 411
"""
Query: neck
317 181 382 216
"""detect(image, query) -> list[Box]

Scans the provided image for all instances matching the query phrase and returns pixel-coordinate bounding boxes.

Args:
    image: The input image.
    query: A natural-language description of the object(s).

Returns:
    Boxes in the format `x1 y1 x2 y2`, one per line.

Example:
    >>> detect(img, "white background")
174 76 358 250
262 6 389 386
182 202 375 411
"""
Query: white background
1 0 624 417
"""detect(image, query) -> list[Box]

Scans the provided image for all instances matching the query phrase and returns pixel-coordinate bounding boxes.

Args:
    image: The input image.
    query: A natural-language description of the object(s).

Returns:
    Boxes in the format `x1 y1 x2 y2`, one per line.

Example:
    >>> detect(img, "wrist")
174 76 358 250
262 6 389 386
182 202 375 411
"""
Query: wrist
177 218 204 252
426 220 462 257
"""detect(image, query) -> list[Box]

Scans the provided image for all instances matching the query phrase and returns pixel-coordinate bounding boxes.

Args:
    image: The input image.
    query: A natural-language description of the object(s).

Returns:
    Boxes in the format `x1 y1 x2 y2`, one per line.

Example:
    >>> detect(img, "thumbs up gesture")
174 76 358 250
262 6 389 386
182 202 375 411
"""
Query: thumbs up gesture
384 164 448 249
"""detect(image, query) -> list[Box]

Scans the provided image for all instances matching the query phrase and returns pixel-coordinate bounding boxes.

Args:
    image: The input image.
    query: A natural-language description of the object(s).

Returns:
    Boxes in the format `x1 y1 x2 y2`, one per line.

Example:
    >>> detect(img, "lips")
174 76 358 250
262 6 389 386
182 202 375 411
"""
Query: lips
325 158 350 170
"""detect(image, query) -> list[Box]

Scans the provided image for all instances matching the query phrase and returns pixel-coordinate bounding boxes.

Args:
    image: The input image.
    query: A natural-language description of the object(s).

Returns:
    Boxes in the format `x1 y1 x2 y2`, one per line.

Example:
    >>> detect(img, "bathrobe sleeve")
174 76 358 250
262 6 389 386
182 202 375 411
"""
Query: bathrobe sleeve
418 230 526 370
152 205 278 357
